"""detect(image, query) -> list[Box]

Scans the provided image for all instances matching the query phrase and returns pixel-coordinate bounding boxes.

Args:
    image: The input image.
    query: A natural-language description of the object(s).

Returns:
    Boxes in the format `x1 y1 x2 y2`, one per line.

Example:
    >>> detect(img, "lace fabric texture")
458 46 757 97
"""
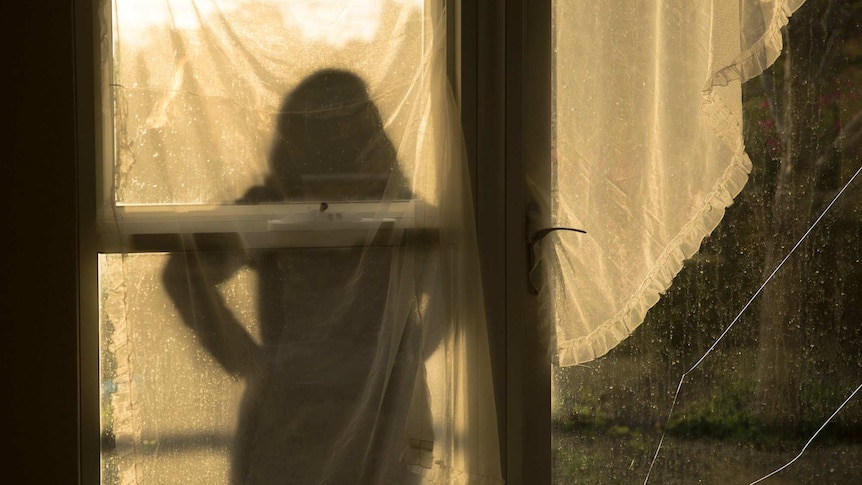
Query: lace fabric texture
100 1 501 483
538 0 806 366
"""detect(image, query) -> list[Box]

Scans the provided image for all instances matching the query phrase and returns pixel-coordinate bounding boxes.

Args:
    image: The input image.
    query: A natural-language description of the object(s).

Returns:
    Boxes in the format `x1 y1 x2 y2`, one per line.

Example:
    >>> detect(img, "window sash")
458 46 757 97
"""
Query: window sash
81 1 539 483
96 0 434 252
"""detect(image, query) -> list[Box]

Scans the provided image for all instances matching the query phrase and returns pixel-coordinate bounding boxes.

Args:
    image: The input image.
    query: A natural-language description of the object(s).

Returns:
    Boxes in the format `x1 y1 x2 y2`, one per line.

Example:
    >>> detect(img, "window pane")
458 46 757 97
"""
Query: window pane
99 247 430 484
551 2 862 483
100 253 248 483
107 0 430 207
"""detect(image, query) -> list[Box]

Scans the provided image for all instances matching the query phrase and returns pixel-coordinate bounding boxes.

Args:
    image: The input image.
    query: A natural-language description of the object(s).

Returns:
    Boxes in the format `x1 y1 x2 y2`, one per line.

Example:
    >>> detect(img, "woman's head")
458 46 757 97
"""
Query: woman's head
266 69 409 201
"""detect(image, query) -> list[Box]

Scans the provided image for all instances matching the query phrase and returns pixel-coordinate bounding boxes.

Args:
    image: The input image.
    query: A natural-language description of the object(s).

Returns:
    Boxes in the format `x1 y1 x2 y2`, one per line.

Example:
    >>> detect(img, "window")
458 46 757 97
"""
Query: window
548 2 862 483
93 1 500 484
72 1 862 484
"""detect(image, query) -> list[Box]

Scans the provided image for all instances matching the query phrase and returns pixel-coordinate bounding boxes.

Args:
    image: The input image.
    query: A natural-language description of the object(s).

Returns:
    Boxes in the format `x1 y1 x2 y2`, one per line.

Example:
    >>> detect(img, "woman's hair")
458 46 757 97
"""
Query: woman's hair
241 69 410 203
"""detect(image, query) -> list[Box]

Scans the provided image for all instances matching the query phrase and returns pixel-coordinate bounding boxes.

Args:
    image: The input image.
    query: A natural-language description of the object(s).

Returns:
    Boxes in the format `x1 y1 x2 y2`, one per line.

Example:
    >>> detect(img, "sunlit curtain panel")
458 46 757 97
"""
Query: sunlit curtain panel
550 0 862 483
98 1 501 484
536 0 807 366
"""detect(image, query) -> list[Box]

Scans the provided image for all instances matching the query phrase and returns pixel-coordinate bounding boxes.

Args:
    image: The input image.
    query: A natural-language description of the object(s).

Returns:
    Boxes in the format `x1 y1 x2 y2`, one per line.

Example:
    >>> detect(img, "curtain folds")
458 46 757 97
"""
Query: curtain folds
537 0 807 367
100 1 501 483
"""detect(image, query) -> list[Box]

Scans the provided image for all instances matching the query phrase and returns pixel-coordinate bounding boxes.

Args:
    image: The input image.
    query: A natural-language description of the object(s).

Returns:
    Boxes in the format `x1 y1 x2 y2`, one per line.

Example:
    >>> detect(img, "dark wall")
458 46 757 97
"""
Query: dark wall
4 2 80 483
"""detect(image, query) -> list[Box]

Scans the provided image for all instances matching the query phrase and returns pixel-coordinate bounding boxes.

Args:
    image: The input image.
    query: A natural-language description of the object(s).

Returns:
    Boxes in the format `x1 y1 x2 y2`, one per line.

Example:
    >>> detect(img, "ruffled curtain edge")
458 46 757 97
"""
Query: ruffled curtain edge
710 0 807 89
551 0 805 367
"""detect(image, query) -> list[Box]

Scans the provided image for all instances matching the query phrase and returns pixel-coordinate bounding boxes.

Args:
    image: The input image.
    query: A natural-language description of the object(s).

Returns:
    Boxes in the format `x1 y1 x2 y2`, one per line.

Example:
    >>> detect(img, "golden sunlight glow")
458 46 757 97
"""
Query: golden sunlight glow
114 0 233 45
276 1 383 48
115 0 423 48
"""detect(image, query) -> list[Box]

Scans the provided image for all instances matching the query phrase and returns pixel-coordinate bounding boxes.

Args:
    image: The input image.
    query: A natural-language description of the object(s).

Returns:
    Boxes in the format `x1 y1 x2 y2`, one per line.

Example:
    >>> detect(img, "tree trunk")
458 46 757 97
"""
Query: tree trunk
753 7 827 431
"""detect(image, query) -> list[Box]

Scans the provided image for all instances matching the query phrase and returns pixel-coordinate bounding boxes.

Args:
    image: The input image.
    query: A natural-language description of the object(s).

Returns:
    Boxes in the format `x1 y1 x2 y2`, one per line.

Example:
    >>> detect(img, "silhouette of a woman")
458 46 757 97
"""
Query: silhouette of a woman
163 69 423 484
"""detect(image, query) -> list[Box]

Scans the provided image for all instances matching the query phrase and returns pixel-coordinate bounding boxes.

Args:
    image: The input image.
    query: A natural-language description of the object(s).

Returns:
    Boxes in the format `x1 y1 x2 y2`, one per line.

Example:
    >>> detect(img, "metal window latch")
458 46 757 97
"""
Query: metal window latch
529 227 586 245
527 226 586 295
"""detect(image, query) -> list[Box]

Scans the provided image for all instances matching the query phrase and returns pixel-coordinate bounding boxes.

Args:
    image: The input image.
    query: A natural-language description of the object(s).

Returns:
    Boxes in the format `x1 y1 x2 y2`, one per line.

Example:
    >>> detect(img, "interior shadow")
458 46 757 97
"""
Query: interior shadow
162 69 428 484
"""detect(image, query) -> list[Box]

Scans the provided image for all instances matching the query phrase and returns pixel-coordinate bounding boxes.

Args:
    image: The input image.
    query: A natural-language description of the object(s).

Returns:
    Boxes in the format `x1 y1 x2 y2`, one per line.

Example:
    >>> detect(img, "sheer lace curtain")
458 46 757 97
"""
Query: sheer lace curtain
99 1 501 483
535 0 807 367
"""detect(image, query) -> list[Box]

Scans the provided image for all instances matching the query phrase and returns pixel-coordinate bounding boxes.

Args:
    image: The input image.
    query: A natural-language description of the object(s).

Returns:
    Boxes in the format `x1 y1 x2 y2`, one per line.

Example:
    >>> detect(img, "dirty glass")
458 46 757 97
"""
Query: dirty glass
551 1 862 483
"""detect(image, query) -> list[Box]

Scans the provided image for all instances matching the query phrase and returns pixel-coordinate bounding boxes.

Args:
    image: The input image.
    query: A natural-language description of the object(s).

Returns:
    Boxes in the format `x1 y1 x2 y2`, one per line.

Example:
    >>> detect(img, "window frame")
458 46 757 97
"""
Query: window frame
7 2 87 483
67 1 862 484
456 0 553 482
77 0 101 483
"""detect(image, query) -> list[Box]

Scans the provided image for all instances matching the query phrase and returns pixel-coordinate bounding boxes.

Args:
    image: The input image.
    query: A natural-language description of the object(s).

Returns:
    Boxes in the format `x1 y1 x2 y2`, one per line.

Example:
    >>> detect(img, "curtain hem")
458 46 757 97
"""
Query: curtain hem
709 0 806 88
553 152 751 367
551 0 805 367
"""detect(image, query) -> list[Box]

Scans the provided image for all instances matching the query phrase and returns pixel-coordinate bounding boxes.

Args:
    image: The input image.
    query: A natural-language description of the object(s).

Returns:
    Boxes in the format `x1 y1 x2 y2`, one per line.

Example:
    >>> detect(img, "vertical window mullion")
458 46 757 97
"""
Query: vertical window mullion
76 0 102 483
515 0 552 483
467 0 554 482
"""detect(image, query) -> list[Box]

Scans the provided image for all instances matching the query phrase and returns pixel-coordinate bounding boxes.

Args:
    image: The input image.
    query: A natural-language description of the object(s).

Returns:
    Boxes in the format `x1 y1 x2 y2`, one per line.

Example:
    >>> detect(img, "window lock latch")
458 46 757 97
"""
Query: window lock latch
527 226 586 295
